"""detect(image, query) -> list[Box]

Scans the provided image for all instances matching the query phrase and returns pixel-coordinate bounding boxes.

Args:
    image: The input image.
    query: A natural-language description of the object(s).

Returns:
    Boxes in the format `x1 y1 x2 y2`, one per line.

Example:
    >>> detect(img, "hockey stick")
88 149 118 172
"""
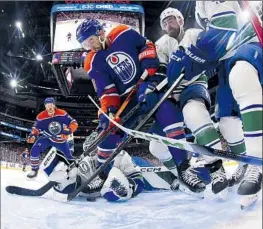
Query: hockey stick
5 181 56 197
80 70 149 157
67 74 183 201
115 69 148 117
101 114 263 166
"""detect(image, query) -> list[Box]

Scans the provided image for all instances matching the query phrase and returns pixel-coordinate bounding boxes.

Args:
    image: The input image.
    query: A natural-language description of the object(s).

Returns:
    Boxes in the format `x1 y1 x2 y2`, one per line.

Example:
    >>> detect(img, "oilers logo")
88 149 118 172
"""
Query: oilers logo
48 121 62 135
106 52 136 84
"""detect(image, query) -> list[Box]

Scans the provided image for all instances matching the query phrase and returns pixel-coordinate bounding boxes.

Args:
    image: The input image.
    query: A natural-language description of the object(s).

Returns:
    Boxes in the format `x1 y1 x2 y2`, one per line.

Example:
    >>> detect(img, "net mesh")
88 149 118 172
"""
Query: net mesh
242 1 262 45
248 1 262 27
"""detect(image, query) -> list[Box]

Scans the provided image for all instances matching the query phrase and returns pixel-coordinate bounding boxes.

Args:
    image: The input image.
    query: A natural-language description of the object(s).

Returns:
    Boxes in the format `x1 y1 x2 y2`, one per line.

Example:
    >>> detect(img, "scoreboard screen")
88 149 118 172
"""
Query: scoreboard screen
53 7 141 52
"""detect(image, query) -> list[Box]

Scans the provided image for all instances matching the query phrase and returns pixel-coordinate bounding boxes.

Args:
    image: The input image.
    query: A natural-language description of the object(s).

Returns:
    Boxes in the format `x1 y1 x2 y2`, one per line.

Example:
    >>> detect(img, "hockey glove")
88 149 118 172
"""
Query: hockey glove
167 46 217 85
137 82 159 114
98 106 119 132
27 134 36 144
139 41 160 76
167 50 185 87
60 125 72 140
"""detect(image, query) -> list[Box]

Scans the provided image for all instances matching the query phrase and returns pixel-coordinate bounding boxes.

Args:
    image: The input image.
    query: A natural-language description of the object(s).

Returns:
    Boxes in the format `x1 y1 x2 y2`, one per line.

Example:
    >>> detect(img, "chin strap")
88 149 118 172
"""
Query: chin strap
177 22 185 43
99 36 106 49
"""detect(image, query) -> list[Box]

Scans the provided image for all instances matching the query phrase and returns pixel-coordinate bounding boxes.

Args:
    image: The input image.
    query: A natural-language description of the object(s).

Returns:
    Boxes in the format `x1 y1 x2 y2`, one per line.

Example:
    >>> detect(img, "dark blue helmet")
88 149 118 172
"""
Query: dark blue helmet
76 19 103 44
44 97 55 105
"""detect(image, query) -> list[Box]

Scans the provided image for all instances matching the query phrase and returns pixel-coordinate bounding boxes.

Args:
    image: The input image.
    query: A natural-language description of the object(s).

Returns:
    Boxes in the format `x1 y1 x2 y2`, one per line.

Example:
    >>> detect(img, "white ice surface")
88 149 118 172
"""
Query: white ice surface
1 167 262 229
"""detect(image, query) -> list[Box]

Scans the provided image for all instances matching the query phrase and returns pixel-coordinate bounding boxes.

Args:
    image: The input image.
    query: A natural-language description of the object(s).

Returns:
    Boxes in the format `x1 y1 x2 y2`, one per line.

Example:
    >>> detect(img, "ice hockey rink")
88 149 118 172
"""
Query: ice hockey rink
1 165 262 229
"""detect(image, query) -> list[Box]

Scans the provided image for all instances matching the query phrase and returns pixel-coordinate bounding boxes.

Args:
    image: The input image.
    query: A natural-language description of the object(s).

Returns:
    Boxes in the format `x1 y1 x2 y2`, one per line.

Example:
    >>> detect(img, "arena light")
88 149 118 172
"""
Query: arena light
242 10 250 21
36 54 43 61
15 21 22 29
10 79 18 88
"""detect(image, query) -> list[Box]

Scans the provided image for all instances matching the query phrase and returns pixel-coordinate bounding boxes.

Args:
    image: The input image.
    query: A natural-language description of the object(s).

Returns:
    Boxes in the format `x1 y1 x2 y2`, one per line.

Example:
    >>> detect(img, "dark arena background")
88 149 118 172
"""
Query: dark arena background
0 1 262 229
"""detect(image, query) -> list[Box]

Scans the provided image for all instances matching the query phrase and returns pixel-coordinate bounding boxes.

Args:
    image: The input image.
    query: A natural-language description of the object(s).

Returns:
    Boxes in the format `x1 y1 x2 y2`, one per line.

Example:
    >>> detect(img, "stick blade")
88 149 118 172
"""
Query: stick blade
6 181 56 197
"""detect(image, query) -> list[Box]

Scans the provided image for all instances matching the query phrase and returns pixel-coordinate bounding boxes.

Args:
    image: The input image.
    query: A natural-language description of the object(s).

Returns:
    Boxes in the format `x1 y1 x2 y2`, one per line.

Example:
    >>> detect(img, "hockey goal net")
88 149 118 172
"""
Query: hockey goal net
240 1 262 45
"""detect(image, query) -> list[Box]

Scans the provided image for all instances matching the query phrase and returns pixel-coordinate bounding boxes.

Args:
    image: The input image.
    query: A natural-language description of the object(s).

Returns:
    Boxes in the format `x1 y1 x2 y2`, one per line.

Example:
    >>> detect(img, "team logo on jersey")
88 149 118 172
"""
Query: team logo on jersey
48 121 62 135
106 51 136 84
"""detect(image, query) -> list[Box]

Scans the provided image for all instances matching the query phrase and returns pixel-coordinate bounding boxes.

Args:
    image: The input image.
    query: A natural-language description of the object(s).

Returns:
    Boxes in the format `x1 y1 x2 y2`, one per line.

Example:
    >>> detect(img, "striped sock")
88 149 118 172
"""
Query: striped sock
194 123 222 150
241 104 263 156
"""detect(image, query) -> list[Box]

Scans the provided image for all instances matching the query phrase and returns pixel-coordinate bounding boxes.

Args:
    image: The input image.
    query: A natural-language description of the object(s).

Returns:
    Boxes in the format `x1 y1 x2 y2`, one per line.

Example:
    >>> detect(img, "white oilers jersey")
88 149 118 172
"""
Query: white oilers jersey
155 29 208 101
196 1 258 60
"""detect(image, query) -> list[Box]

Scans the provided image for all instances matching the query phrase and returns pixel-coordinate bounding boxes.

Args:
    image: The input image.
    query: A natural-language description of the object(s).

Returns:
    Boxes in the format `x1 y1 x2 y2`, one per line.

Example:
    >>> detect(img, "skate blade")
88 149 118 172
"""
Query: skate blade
240 193 259 210
213 188 228 202
179 184 204 199
26 177 37 181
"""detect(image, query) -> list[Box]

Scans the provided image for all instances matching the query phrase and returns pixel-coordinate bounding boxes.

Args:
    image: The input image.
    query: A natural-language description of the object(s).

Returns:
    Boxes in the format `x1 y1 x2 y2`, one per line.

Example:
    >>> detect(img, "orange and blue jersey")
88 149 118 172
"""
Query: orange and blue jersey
32 108 77 143
84 25 147 113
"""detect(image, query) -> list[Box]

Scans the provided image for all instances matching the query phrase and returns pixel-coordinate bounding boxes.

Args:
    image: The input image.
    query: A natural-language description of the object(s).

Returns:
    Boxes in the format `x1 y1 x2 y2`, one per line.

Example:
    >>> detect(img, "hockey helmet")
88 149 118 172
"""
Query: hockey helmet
76 19 103 44
44 97 55 105
160 7 184 30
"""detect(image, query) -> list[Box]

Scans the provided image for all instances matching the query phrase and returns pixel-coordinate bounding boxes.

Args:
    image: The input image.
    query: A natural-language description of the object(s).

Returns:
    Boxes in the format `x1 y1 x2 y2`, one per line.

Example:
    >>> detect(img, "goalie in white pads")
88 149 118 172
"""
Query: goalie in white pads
40 147 144 202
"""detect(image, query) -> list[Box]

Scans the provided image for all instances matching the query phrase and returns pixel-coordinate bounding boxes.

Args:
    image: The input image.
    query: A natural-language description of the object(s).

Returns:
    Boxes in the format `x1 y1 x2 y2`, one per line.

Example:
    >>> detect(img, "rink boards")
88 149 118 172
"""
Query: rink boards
0 161 31 171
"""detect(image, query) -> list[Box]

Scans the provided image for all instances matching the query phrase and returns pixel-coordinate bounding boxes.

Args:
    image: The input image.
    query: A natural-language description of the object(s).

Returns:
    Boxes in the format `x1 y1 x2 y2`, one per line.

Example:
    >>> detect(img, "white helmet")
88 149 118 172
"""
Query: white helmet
160 7 184 30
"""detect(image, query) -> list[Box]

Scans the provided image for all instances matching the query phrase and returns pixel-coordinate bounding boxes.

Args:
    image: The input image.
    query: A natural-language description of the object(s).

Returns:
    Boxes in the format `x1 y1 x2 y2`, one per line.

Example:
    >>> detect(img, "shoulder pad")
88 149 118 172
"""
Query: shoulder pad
55 109 67 116
84 51 97 73
107 24 130 44
180 28 203 47
155 34 171 45
36 111 49 121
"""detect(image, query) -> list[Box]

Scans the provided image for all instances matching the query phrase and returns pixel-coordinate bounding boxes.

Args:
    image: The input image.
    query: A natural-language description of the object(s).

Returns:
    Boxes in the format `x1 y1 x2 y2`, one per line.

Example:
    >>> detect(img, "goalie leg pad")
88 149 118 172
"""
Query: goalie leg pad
40 147 60 176
100 167 134 202
53 178 76 194
53 141 73 160
113 150 144 196
229 61 263 157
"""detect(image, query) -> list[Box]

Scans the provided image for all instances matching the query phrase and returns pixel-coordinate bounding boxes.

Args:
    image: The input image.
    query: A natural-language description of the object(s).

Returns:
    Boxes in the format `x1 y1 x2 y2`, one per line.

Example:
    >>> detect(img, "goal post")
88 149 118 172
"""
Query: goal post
239 1 262 46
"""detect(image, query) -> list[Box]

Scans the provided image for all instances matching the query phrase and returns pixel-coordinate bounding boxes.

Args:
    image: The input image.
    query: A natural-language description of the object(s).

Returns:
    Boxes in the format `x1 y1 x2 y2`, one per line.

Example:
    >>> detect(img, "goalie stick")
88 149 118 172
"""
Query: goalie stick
6 181 56 197
5 77 170 199
67 74 183 201
98 110 262 166
5 168 169 197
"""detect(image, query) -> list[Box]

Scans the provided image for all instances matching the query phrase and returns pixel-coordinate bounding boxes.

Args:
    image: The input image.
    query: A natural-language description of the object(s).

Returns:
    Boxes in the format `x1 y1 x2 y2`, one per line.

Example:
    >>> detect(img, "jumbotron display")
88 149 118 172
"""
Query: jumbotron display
54 11 140 52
